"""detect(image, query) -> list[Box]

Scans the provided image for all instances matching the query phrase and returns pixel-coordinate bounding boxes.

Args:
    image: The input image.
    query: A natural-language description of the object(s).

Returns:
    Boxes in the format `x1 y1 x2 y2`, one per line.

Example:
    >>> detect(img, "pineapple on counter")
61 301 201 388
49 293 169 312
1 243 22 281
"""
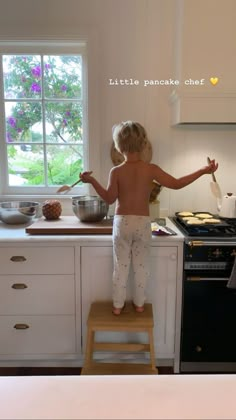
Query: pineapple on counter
42 200 62 220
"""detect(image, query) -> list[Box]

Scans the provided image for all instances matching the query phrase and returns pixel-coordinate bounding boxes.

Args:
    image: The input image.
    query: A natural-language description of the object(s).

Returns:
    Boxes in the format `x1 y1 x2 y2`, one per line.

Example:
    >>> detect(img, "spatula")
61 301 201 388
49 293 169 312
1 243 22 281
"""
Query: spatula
56 179 82 194
207 156 222 199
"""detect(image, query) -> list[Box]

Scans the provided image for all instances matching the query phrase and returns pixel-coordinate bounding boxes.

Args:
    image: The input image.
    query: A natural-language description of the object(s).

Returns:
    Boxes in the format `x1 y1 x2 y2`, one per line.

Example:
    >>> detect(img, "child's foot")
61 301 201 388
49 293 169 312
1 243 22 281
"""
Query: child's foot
112 303 125 316
132 302 145 313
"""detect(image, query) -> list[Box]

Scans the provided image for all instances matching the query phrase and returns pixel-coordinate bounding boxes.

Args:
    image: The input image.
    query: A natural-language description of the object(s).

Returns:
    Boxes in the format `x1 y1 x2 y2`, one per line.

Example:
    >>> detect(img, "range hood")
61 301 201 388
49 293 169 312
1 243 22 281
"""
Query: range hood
169 91 236 125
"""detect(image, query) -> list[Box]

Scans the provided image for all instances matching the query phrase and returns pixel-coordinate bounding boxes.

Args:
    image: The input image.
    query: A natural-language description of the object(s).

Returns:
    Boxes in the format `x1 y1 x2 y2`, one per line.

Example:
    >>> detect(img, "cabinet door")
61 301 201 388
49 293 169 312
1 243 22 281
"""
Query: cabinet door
148 246 177 358
81 246 177 359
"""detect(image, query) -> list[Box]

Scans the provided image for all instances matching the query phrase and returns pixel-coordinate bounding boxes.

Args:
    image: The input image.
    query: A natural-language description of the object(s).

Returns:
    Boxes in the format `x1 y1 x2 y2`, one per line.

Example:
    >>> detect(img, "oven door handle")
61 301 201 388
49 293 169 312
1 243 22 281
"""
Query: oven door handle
187 240 236 247
186 276 229 281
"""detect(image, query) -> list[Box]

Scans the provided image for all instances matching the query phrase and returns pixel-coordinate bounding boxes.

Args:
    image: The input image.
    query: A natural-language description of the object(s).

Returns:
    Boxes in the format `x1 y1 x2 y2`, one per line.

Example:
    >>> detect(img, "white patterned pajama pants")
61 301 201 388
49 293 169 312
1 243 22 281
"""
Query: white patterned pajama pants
112 215 151 309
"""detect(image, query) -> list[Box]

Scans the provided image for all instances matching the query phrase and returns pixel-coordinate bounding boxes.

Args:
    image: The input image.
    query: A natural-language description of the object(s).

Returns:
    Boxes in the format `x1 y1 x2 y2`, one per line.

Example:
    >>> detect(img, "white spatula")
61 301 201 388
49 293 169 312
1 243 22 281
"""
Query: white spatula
207 156 222 199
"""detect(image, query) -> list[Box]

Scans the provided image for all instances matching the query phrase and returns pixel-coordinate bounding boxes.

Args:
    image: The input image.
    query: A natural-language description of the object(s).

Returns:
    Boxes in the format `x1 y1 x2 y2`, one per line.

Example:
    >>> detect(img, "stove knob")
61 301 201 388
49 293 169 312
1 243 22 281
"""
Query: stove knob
212 248 222 258
195 345 202 353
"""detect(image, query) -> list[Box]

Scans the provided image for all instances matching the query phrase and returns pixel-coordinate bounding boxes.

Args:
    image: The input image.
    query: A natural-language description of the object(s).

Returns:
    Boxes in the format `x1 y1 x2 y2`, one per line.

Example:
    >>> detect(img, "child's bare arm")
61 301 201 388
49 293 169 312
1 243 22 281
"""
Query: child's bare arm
151 159 218 190
80 168 118 204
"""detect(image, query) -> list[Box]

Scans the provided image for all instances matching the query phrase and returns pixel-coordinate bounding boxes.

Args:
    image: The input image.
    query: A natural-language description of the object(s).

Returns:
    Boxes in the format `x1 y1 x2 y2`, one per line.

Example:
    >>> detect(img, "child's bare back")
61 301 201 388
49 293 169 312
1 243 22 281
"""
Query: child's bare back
113 160 156 216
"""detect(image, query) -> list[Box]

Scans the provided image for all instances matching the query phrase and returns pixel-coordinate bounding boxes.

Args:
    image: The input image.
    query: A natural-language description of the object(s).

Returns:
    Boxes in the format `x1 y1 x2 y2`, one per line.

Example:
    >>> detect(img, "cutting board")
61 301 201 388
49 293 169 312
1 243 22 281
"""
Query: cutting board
26 216 113 235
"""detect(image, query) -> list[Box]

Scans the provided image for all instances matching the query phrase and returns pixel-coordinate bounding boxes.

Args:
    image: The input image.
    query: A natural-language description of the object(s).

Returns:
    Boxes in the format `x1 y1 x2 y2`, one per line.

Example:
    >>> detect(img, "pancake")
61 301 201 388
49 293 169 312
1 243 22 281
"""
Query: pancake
187 219 205 225
182 216 199 221
203 218 221 224
178 211 194 217
194 213 213 219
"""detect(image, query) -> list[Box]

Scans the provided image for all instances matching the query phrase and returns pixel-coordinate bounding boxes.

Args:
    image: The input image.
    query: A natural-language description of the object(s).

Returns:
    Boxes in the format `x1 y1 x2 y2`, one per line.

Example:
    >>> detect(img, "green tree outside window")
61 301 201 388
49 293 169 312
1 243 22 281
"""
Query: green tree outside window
3 54 84 186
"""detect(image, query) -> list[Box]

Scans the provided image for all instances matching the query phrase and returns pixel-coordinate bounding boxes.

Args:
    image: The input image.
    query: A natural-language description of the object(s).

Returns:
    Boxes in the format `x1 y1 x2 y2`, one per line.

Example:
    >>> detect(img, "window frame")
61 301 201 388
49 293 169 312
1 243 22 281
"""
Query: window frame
0 40 90 198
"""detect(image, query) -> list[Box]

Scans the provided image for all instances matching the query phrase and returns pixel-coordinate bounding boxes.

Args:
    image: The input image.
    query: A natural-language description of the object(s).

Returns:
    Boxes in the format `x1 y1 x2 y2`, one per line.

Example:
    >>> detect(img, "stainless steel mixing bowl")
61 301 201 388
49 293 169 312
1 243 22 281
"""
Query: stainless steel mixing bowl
72 195 109 222
0 201 41 225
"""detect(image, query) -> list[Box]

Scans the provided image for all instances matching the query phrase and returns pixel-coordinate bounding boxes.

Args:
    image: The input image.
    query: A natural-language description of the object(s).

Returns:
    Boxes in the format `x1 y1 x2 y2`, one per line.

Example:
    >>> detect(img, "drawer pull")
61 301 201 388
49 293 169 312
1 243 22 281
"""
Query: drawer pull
12 283 28 290
14 324 30 330
10 256 27 262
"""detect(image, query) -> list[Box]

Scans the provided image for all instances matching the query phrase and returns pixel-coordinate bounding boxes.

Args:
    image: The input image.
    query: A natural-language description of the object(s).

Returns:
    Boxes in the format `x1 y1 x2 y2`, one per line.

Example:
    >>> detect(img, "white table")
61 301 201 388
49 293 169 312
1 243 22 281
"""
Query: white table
0 374 235 419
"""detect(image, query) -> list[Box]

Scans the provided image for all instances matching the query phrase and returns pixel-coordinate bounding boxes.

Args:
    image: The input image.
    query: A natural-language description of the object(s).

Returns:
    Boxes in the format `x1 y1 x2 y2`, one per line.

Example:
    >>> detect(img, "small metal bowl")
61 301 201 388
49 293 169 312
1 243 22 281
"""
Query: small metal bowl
0 201 41 225
72 195 109 222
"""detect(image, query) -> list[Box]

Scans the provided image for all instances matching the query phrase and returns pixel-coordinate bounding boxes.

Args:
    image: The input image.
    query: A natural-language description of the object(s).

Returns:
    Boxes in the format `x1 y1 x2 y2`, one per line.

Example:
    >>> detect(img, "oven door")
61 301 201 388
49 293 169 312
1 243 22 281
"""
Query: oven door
180 270 236 372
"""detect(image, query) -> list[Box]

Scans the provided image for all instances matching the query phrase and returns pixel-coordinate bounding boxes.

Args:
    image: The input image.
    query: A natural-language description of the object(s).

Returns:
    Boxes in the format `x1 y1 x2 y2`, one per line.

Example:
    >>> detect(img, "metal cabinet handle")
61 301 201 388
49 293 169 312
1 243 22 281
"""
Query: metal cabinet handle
10 256 27 262
195 345 202 353
11 283 28 289
14 324 29 330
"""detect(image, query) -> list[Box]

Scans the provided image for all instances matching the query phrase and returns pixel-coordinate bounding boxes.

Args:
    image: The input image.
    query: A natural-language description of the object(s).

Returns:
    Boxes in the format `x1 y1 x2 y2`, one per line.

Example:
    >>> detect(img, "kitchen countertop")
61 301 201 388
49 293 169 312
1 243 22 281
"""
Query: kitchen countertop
0 374 235 419
0 217 184 243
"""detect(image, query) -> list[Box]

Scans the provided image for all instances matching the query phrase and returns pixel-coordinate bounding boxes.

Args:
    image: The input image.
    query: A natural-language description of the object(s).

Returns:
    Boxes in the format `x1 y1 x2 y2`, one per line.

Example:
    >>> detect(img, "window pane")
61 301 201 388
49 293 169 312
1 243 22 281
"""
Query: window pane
44 55 82 99
1 48 86 190
46 145 83 186
45 102 82 143
7 144 44 186
3 55 42 99
5 102 43 143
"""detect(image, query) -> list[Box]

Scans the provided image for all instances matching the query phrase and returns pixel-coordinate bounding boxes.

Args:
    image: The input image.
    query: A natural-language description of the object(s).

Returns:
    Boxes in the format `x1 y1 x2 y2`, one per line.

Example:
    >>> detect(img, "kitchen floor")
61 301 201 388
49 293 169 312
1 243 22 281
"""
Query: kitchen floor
0 366 173 376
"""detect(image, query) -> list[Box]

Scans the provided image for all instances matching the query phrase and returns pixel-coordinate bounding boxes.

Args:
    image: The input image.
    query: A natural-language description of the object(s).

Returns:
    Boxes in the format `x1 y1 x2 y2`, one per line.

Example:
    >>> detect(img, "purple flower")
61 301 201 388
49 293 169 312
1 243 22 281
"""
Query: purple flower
7 116 17 128
31 82 41 93
6 132 13 143
65 111 71 116
17 128 22 133
61 84 67 91
45 63 51 70
31 66 41 78
62 119 67 125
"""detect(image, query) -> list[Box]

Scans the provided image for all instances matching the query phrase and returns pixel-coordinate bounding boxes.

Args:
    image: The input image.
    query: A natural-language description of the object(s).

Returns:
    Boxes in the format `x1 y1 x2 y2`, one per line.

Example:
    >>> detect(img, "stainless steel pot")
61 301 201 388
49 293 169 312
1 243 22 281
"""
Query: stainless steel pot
72 195 109 222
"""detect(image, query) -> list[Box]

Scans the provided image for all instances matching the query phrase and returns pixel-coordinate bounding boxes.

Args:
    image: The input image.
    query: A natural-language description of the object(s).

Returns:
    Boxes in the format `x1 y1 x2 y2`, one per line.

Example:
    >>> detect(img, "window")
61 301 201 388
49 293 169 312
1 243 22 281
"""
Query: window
0 42 87 195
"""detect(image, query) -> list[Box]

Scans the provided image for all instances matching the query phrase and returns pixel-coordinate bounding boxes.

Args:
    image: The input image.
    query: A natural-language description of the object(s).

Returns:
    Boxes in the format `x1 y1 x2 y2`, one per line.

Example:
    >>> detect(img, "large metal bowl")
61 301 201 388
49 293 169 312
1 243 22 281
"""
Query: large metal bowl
0 201 41 225
72 195 109 222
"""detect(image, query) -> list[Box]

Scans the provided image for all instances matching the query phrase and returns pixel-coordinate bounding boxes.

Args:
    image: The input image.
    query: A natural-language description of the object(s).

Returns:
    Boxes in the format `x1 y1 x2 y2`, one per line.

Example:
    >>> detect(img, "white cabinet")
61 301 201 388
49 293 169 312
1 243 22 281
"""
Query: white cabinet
81 245 178 360
0 246 77 358
171 0 236 124
148 247 177 358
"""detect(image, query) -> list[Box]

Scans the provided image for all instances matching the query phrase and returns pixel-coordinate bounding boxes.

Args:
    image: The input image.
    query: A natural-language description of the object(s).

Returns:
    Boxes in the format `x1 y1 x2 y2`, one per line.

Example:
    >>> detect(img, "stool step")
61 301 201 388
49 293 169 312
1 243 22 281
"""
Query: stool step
88 301 154 328
93 342 150 352
81 362 158 375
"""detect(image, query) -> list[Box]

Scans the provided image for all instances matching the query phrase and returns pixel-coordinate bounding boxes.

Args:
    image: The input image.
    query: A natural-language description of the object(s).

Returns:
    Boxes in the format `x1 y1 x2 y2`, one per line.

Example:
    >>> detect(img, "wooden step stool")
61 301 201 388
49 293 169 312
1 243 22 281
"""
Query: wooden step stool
81 301 158 375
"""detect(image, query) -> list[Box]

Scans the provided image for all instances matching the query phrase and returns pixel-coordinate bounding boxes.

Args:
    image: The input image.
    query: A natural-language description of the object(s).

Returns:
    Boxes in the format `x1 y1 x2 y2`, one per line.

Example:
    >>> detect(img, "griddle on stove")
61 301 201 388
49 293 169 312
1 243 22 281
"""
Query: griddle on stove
172 213 236 238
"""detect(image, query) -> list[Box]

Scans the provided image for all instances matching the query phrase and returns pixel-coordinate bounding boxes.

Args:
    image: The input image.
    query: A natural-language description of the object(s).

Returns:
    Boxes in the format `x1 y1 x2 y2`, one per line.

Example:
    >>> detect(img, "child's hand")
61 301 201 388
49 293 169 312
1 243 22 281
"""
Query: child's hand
79 171 93 183
204 159 218 174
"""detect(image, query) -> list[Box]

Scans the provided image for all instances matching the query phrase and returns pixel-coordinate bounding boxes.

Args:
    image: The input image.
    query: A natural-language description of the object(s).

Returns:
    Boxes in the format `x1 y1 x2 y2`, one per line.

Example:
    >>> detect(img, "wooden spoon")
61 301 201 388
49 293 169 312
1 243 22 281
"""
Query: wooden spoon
207 157 222 199
56 179 82 194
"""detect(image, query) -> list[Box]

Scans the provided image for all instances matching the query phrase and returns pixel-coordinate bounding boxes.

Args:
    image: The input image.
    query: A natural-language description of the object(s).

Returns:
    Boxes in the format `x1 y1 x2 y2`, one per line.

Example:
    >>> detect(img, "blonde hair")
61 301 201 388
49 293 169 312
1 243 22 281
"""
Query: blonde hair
112 121 148 154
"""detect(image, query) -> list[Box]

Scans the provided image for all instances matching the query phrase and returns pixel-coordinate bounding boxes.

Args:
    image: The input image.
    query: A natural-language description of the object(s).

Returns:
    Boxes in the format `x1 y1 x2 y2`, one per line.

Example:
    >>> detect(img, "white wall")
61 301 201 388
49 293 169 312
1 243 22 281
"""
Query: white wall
0 0 235 215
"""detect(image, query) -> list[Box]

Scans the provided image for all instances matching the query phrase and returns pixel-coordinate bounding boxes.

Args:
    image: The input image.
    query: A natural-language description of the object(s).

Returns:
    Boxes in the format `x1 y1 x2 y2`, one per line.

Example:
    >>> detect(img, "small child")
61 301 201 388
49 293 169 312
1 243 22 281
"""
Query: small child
80 121 218 315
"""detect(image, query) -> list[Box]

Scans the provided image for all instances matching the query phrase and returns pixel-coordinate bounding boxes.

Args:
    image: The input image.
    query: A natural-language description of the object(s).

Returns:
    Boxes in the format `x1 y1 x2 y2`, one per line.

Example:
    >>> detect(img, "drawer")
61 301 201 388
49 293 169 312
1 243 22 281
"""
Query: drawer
0 247 74 274
0 315 76 354
0 275 75 315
